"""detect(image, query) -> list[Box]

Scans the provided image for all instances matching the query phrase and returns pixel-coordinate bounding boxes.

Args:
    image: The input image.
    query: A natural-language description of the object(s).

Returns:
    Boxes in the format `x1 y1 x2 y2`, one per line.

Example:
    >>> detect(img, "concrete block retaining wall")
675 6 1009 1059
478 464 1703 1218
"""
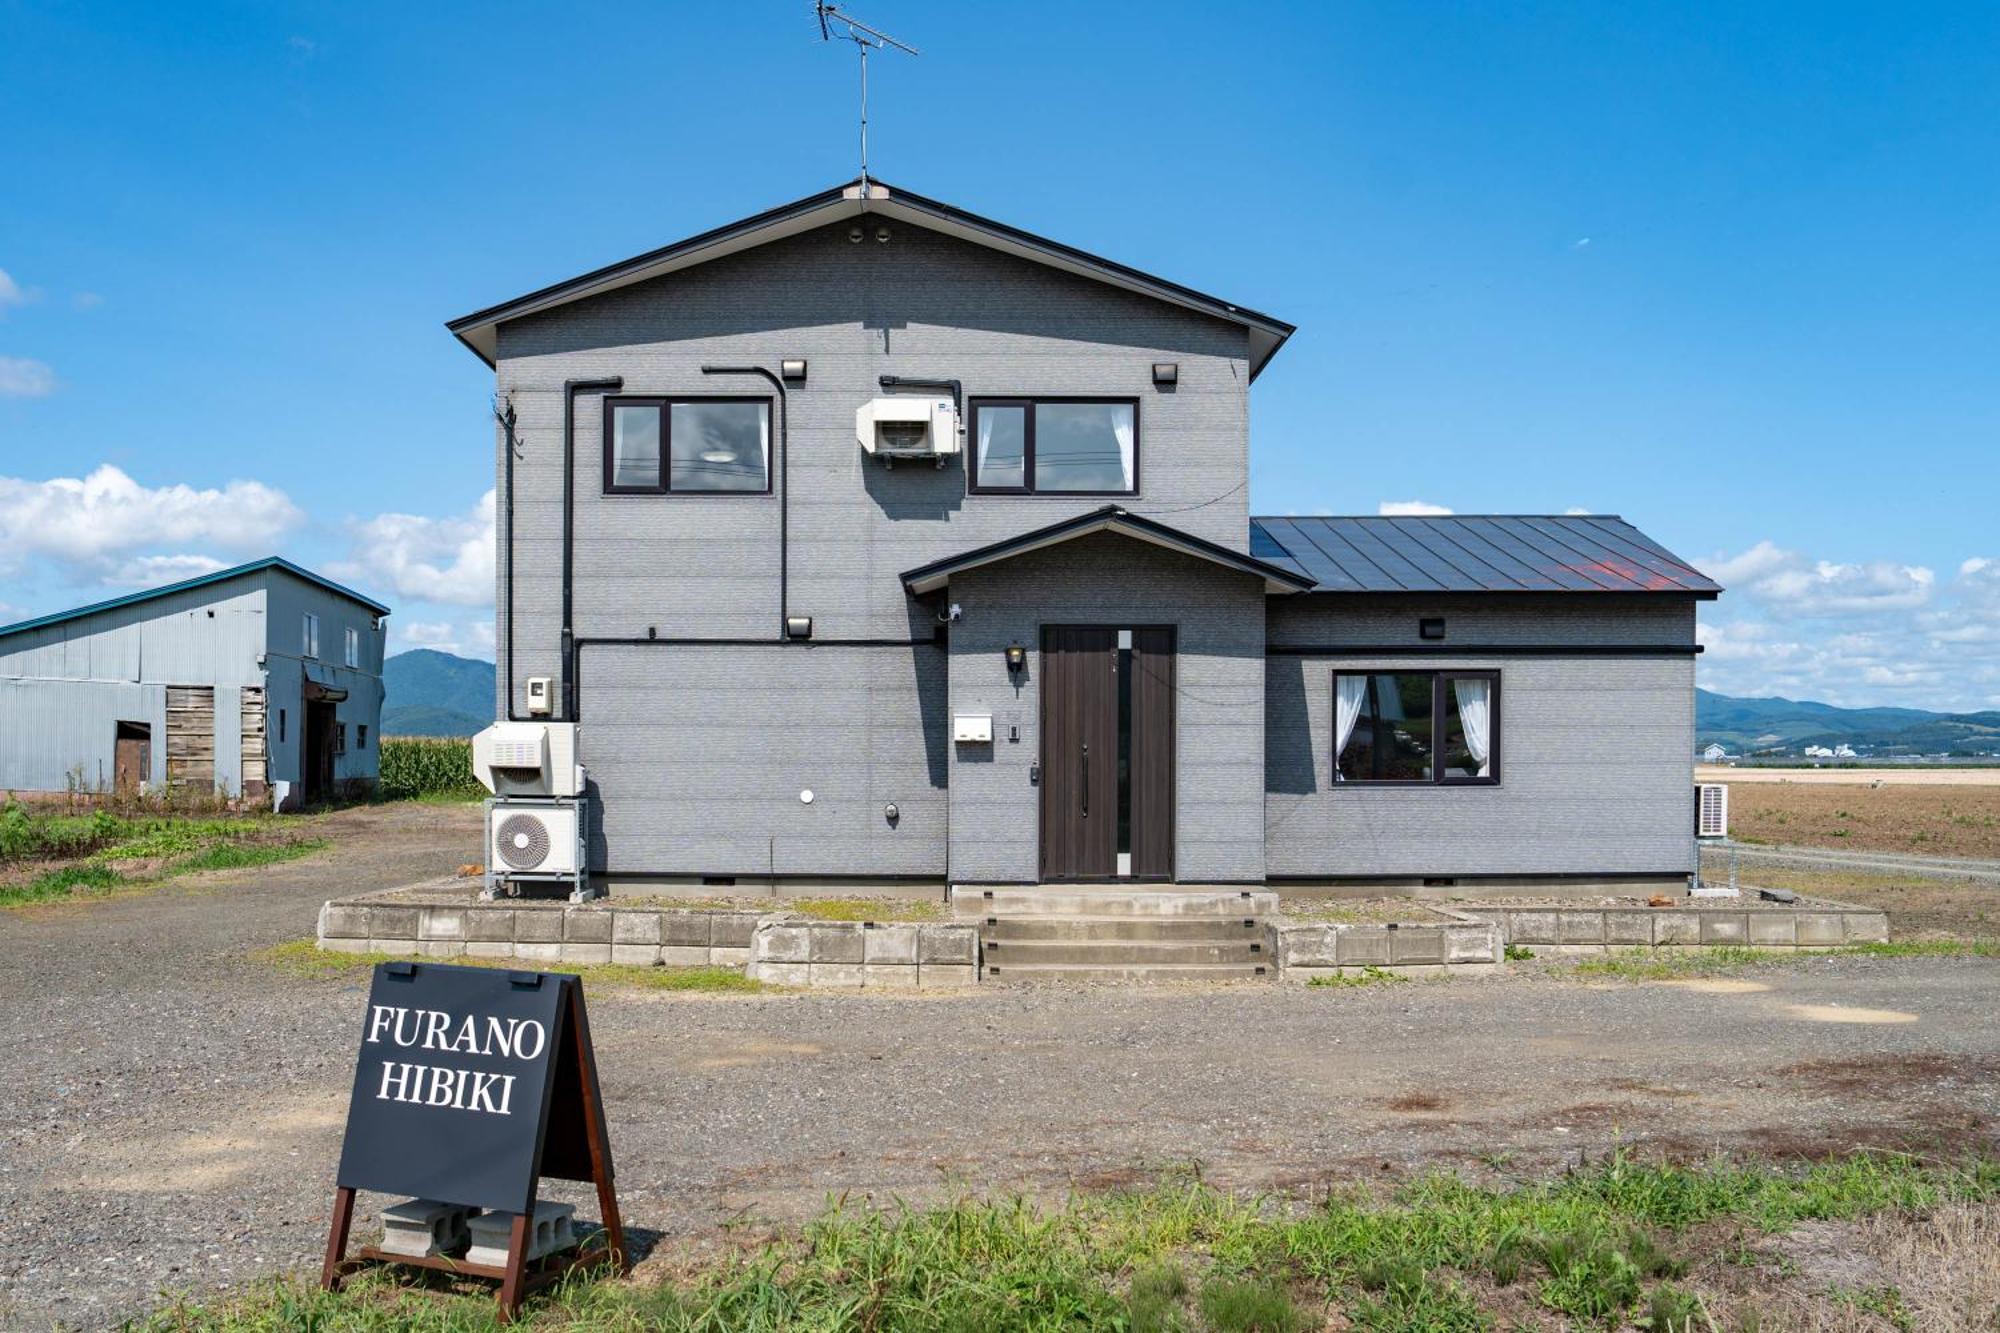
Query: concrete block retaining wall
1274 920 1503 983
317 900 764 969
1451 904 1890 952
745 920 981 989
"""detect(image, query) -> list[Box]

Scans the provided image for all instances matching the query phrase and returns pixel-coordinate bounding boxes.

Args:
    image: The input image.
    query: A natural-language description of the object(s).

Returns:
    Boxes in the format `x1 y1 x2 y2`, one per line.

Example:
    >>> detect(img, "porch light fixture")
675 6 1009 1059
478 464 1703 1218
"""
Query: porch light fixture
1152 362 1178 386
781 358 808 383
1005 641 1027 674
1420 617 1446 640
786 615 814 640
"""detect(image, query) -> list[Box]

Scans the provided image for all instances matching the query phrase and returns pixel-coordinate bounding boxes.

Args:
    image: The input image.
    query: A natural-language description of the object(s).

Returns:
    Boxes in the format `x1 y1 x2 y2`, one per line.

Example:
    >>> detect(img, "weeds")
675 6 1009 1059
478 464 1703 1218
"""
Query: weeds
1306 966 1408 988
784 896 944 922
125 1150 2000 1331
1569 939 1999 982
1503 943 1535 961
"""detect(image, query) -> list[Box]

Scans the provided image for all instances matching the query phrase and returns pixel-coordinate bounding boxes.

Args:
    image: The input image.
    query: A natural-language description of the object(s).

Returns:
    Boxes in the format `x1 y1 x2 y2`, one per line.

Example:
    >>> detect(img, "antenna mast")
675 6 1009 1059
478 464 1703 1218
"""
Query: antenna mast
815 2 919 198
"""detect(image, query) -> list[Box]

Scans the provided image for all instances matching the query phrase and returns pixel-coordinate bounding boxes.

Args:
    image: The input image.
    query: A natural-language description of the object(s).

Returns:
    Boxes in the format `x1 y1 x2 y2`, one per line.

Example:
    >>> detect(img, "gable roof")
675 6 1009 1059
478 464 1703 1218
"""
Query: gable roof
0 557 391 643
1248 515 1721 597
447 180 1296 379
901 506 1317 596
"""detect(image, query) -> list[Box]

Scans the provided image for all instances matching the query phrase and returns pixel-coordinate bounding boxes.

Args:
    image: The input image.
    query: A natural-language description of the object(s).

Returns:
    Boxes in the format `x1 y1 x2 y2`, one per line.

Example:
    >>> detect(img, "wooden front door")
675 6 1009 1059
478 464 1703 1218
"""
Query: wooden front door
114 722 151 795
1039 625 1176 882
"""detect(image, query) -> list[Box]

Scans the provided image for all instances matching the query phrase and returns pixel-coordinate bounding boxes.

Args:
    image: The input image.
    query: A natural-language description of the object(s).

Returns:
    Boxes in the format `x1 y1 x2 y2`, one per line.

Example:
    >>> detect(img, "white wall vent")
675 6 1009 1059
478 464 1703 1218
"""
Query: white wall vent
1695 782 1728 839
856 397 958 465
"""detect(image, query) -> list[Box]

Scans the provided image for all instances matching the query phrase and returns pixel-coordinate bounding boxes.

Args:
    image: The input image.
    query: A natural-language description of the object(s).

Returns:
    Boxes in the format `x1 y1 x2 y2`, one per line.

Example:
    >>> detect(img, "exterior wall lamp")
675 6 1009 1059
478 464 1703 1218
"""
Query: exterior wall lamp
1005 642 1026 674
786 616 814 640
781 358 808 383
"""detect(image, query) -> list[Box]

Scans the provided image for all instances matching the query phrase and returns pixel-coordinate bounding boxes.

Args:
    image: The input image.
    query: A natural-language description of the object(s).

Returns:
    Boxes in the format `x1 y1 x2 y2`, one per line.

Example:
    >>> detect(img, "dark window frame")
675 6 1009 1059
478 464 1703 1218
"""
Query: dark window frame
967 396 1141 496
601 395 775 497
1332 669 1502 787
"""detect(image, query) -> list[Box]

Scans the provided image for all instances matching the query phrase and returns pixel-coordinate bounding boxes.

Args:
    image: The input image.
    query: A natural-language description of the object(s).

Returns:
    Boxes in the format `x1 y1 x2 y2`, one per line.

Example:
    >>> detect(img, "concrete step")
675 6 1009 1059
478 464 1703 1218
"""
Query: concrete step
981 938 1266 966
979 915 1264 943
982 960 1272 984
951 887 1278 919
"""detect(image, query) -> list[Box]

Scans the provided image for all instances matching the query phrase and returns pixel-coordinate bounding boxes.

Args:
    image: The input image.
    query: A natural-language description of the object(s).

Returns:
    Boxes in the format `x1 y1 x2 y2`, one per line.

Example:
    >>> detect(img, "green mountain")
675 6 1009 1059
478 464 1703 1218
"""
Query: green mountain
1696 688 2000 756
382 649 495 737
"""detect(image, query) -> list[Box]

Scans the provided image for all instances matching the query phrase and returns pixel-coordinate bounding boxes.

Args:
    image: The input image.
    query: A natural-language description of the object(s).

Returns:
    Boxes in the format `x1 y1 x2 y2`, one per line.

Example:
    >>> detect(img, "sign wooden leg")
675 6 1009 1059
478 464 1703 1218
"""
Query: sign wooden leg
320 1186 356 1292
496 1208 534 1323
570 990 628 1273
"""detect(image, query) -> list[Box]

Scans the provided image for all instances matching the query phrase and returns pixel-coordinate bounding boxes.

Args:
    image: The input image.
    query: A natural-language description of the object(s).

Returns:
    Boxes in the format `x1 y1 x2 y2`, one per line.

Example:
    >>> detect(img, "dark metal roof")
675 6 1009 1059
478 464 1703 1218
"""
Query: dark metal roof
903 506 1317 596
447 179 1295 379
1247 515 1721 597
0 557 391 642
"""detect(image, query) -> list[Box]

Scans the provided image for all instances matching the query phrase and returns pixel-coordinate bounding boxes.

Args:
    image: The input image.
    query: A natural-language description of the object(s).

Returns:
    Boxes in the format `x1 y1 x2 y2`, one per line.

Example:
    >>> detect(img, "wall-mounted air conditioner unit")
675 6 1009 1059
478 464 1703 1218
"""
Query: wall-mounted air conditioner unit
485 798 588 901
1695 783 1728 839
856 396 958 466
472 722 583 798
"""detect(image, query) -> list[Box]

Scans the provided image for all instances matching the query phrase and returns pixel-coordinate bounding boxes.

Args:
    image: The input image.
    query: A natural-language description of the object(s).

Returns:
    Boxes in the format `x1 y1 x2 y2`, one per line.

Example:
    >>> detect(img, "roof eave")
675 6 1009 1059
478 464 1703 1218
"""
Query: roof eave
0 557 391 643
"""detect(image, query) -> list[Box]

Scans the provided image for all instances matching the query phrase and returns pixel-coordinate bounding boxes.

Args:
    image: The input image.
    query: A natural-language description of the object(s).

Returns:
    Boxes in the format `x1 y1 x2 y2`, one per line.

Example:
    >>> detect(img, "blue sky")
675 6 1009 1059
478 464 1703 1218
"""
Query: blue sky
2 1 1996 708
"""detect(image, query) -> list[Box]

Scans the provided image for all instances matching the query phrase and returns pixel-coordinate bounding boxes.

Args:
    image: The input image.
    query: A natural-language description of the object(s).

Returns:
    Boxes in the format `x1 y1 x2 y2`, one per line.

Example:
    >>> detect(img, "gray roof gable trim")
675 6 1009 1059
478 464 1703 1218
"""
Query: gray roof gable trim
901 506 1318 596
446 180 1297 379
1248 515 1721 597
0 556 392 642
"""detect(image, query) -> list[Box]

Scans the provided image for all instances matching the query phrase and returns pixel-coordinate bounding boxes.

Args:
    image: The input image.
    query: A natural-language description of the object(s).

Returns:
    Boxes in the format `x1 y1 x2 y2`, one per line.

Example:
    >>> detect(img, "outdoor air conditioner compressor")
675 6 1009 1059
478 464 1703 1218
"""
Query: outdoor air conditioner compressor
856 396 958 464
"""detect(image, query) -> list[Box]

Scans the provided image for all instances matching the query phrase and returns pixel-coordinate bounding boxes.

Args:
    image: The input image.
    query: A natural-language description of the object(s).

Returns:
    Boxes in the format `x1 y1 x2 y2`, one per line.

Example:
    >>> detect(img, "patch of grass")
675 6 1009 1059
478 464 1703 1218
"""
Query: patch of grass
1503 943 1535 961
784 896 944 922
1570 939 2000 982
1306 965 1409 988
124 1150 2000 1331
1 862 124 906
170 838 327 874
254 940 766 993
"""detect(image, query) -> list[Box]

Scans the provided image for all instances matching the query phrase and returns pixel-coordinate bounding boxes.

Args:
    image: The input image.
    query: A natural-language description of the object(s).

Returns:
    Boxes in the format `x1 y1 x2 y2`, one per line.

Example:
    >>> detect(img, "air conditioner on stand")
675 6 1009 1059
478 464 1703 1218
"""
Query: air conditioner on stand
1690 782 1736 898
472 721 593 900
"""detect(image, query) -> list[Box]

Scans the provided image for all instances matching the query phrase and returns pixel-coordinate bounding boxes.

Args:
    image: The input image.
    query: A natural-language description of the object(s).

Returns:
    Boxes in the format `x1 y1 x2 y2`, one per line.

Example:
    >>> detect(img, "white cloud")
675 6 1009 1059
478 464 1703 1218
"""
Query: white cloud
104 553 230 587
334 490 494 607
0 356 56 397
1563 506 1594 516
1706 538 1933 616
1378 500 1453 517
392 618 495 660
0 464 302 576
1699 549 2000 711
0 268 32 315
72 291 103 311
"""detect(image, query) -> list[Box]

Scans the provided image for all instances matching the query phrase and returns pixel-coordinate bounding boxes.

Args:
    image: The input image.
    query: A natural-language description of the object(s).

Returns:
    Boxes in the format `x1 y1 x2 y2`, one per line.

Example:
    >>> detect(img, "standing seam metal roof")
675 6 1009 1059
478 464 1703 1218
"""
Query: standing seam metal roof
1246 515 1721 596
0 556 391 642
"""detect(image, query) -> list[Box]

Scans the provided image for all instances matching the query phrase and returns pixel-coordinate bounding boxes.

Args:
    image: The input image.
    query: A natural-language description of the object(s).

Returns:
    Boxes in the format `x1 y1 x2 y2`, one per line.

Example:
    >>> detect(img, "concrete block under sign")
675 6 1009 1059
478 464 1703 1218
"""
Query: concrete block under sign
465 1201 576 1267
379 1197 477 1259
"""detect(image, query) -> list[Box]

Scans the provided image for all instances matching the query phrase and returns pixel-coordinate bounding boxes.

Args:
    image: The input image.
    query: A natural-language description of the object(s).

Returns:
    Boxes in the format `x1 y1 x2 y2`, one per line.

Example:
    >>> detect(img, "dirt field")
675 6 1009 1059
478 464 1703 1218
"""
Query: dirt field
1701 764 2000 786
1721 779 2000 860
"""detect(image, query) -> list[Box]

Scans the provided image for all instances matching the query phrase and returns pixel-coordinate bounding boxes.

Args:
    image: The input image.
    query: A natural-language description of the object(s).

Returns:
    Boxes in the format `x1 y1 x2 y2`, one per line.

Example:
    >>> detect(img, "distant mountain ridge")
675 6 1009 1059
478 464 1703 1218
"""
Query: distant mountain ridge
1697 688 2000 756
382 649 494 737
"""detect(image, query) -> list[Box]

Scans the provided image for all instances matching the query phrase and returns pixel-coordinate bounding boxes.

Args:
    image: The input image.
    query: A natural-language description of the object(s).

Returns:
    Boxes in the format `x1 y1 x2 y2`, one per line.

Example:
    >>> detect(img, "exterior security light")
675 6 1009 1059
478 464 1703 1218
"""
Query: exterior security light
785 615 814 640
1005 642 1026 673
1152 362 1179 386
781 358 808 382
1420 617 1446 640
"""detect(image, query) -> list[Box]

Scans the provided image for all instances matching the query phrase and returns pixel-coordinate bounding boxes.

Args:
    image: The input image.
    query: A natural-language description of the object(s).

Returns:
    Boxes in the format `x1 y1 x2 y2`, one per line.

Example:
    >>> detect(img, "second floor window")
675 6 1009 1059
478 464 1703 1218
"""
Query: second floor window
344 626 359 668
605 397 771 494
302 613 319 659
970 398 1138 495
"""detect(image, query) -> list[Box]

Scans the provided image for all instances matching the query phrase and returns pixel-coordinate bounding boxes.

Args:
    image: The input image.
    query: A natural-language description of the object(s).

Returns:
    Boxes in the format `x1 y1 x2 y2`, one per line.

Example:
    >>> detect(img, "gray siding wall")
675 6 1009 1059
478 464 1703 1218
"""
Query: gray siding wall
949 532 1267 884
263 572 387 786
1265 595 1699 877
491 218 1250 720
578 643 946 877
0 584 267 794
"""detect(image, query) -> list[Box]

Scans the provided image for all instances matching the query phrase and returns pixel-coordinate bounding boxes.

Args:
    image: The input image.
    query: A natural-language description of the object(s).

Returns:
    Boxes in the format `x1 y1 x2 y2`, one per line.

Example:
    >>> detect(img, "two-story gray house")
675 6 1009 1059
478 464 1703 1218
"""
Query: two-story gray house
0 558 389 807
449 180 1719 894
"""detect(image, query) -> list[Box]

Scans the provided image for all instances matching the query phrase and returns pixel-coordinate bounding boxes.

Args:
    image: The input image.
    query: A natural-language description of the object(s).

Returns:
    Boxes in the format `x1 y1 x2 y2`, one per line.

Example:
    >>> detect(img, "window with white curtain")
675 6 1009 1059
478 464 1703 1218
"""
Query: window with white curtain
302 613 319 660
1332 671 1499 784
968 398 1137 494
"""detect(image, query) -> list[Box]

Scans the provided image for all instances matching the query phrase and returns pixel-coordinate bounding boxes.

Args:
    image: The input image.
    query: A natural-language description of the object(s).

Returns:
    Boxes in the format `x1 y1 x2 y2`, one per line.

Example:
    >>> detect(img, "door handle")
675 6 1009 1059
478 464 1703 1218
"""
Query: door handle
1081 742 1089 817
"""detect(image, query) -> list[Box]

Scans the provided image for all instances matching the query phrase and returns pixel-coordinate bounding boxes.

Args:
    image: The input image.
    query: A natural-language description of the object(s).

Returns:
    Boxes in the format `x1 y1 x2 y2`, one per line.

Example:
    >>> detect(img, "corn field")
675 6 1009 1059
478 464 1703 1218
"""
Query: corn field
377 737 484 800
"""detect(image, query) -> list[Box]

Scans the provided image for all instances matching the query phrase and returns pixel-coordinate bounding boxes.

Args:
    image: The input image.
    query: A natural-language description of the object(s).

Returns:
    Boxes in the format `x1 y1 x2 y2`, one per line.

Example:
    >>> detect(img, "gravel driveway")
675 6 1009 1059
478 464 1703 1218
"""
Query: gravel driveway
3 806 1996 1329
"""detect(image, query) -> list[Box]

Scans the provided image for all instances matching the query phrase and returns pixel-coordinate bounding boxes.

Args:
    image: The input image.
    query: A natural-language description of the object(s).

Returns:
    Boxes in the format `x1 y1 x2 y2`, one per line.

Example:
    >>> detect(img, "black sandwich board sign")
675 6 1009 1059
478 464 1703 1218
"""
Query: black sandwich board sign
320 961 625 1318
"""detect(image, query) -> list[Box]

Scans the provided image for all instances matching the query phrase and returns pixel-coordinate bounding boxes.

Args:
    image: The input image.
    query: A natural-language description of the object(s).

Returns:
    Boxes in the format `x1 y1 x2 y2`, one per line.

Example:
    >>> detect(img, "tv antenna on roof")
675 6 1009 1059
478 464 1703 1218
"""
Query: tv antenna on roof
815 2 919 199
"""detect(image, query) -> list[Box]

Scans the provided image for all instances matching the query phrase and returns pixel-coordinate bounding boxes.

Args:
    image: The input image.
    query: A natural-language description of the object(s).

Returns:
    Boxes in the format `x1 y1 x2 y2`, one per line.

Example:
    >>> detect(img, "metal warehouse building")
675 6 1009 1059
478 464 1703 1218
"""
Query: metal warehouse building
0 558 389 807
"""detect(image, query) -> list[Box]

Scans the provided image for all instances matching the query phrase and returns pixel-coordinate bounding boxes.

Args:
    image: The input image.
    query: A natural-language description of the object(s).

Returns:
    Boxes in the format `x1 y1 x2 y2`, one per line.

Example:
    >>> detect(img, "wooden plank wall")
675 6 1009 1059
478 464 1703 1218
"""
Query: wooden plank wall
240 685 267 793
166 685 215 792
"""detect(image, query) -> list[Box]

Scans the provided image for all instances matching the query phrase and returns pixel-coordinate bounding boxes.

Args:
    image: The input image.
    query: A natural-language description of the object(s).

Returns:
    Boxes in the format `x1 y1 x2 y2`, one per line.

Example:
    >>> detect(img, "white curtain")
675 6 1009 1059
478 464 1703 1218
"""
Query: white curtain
1112 406 1135 489
1333 675 1369 781
977 411 1000 472
1453 677 1492 777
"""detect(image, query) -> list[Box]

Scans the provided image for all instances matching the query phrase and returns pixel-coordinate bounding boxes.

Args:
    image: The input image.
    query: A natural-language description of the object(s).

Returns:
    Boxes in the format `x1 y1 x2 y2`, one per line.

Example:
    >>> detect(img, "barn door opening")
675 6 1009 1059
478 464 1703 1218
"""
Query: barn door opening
114 722 151 795
304 700 337 803
1039 625 1175 882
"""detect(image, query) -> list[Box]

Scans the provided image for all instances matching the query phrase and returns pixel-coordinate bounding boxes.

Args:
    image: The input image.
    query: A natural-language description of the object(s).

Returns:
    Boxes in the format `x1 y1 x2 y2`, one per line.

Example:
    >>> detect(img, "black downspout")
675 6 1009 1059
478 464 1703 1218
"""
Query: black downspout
876 374 962 428
700 364 790 640
494 395 524 720
561 376 623 721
